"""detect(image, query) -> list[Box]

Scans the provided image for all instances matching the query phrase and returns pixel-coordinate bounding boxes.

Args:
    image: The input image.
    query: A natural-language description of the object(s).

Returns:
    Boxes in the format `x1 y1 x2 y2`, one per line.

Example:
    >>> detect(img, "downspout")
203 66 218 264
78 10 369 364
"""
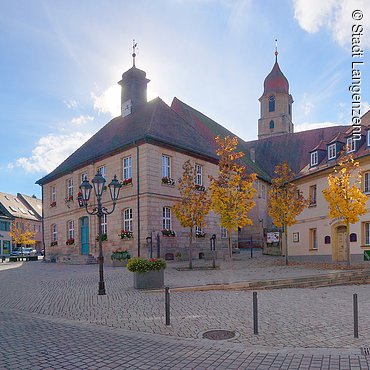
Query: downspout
136 145 140 257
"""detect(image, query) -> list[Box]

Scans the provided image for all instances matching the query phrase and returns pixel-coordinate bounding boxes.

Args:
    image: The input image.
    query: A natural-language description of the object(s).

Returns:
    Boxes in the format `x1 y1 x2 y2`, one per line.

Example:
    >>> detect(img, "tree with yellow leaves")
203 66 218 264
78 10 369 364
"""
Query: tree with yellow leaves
209 136 257 259
268 162 306 265
173 160 211 269
322 153 367 266
9 221 36 254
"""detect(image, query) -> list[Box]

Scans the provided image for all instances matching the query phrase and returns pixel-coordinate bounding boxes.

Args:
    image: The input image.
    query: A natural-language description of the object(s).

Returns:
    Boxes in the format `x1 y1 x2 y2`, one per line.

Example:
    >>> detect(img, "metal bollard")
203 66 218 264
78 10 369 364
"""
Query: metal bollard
354 293 359 338
253 291 258 335
165 286 170 326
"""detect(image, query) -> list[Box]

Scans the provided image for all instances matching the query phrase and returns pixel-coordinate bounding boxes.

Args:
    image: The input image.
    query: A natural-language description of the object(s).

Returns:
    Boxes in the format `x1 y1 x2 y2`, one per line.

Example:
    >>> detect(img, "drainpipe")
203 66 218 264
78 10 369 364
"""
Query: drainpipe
136 145 140 257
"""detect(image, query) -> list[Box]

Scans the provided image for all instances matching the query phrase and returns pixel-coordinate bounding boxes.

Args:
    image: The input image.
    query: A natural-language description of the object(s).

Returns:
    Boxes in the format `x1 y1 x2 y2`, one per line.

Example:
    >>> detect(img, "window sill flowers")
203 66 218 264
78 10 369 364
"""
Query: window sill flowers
120 230 133 239
66 238 75 245
161 177 175 186
65 195 74 203
122 178 133 186
50 201 57 208
161 229 176 237
195 184 205 192
195 231 206 238
50 241 58 246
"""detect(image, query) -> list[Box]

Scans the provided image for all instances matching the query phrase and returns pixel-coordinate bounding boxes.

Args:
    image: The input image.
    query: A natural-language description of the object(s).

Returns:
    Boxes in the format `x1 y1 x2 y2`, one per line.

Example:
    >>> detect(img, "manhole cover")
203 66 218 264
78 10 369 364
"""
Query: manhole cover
202 330 235 340
362 348 370 356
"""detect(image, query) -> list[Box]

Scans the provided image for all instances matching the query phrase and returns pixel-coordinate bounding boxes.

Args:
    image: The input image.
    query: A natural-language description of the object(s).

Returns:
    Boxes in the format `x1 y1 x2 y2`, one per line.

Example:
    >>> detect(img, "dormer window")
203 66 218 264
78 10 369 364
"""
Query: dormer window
269 96 275 112
367 130 370 147
346 137 355 153
328 144 336 160
310 151 318 166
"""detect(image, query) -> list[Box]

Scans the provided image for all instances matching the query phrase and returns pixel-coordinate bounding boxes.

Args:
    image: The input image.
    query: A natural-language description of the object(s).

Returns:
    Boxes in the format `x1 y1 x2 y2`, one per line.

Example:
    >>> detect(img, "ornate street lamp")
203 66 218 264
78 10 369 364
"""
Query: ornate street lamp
80 172 122 295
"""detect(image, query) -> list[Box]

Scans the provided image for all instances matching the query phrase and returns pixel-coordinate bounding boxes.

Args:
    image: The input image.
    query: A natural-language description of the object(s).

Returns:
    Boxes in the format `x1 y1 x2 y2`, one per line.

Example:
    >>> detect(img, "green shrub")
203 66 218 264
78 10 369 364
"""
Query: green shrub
127 257 166 273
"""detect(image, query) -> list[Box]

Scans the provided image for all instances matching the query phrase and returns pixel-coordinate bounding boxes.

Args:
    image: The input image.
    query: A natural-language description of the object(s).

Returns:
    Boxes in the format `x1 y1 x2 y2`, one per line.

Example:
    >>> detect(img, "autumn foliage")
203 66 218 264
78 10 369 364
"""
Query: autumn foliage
173 160 211 269
9 222 36 246
209 136 257 259
268 162 306 264
322 153 367 265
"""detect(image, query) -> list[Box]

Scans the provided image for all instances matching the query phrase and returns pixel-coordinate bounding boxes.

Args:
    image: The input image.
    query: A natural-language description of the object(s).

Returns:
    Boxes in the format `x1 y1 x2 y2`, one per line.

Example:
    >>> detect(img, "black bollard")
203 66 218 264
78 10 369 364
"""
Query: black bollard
165 287 170 326
354 293 359 338
253 291 258 335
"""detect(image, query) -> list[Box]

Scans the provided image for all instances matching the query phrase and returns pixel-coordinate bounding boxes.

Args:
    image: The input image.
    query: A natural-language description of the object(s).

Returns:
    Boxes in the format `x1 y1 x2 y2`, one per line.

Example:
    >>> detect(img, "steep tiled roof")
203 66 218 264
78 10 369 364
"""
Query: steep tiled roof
37 98 218 185
17 193 42 219
310 140 327 152
0 192 40 221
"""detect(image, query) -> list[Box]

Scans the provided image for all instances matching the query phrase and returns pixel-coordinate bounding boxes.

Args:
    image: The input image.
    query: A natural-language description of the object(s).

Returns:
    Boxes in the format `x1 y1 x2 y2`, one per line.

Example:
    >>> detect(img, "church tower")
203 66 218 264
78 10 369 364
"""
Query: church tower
118 41 150 117
258 47 293 139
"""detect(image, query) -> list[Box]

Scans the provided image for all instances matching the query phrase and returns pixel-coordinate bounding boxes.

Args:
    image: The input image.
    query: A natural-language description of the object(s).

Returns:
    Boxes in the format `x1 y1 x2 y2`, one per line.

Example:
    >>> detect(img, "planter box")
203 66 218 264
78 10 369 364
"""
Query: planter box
112 259 128 267
133 269 164 290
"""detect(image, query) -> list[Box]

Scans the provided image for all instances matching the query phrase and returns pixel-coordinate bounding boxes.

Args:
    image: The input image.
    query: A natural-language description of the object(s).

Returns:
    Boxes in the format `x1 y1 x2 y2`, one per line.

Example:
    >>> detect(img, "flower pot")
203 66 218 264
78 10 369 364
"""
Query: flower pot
112 259 128 267
133 269 164 290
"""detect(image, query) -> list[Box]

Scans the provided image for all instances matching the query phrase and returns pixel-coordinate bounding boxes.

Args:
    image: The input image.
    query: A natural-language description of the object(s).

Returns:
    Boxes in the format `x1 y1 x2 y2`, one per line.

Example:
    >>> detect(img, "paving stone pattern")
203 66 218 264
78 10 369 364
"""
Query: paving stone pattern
1 253 370 368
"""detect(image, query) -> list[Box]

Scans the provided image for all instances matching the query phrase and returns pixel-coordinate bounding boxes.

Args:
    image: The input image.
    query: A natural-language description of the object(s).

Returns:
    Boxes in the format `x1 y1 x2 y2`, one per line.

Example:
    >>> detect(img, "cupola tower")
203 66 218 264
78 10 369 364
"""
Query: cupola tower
258 44 293 139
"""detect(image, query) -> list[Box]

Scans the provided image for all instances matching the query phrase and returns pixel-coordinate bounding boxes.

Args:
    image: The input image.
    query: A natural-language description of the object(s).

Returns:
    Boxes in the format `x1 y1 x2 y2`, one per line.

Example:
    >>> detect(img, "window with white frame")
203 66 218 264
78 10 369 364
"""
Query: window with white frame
81 172 87 182
51 224 58 242
123 208 133 232
101 214 107 234
162 207 171 230
310 151 318 166
51 186 56 203
309 185 317 206
364 172 370 193
309 228 317 250
258 182 266 199
162 155 171 178
328 144 336 160
195 225 202 234
98 166 106 179
67 178 73 197
346 137 355 153
195 164 202 186
364 222 370 245
123 156 132 180
67 220 75 239
221 226 227 239
368 131 370 147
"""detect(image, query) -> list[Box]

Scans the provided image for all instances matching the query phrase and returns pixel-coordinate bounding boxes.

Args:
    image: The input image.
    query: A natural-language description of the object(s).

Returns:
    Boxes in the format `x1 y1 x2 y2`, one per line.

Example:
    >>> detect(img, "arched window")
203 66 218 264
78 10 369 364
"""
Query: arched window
123 208 133 232
269 95 275 112
269 120 275 129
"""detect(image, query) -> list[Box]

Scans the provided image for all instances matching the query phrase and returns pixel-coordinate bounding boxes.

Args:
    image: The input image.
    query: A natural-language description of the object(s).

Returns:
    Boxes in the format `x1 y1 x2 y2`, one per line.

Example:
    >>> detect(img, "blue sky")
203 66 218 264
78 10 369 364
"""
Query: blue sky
1 0 369 198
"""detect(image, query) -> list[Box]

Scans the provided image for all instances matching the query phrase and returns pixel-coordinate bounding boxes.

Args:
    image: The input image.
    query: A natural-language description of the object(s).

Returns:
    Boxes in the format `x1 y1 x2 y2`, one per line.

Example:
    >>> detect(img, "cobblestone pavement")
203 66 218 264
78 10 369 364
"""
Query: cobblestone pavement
2 254 370 368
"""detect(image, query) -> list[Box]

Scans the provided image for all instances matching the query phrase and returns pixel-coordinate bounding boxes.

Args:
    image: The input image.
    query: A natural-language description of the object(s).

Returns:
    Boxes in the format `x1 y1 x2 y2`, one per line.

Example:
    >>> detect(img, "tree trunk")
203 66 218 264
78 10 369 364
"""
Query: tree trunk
228 232 232 260
284 224 288 266
346 222 351 267
189 227 193 269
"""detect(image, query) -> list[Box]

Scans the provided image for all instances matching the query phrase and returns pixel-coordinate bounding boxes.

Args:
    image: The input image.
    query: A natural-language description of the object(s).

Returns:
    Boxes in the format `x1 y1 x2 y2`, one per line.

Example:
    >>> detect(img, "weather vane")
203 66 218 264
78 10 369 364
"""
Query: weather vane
132 39 138 67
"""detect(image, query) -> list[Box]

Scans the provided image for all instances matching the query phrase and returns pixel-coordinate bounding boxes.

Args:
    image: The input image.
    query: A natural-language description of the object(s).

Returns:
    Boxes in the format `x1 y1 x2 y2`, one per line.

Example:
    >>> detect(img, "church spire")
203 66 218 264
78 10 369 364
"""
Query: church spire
275 39 278 63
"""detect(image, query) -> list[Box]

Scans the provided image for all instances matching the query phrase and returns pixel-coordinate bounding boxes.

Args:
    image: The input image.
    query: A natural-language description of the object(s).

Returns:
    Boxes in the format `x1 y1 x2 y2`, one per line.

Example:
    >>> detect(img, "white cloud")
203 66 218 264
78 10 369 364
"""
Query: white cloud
295 121 339 132
293 0 370 49
64 99 78 109
9 132 92 173
91 85 121 117
71 115 94 125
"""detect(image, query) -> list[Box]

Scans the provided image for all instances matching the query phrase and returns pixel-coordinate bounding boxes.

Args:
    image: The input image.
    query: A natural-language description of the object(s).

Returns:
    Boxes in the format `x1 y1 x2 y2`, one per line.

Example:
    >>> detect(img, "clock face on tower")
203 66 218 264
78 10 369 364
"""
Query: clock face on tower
122 99 132 117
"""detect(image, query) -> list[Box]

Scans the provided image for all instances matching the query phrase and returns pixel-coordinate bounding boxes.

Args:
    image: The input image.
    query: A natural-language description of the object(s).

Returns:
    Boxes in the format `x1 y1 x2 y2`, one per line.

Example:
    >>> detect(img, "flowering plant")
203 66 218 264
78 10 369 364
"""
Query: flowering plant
127 257 166 273
161 229 176 237
66 238 75 245
161 177 175 186
120 230 133 239
65 195 74 203
50 241 58 246
96 233 108 241
111 249 131 261
122 178 132 186
195 184 206 192
50 201 56 207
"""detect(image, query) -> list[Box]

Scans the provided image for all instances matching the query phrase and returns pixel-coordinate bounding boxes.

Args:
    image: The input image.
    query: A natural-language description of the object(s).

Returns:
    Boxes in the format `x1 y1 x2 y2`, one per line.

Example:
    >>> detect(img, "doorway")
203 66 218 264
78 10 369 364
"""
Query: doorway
80 217 89 255
336 226 347 262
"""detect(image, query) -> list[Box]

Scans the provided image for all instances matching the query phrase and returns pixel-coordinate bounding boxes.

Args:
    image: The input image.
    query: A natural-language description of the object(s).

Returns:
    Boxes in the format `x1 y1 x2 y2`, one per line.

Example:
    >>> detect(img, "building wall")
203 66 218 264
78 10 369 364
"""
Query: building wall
44 143 271 263
288 156 370 263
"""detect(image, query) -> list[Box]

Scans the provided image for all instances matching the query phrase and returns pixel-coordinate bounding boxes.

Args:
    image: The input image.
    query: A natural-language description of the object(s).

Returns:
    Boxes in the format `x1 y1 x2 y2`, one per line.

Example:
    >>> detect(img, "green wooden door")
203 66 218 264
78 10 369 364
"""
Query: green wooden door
80 217 89 255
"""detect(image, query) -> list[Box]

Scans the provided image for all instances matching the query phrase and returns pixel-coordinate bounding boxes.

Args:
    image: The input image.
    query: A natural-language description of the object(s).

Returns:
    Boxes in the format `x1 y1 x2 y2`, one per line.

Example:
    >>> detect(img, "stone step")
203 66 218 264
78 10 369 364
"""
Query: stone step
60 255 97 265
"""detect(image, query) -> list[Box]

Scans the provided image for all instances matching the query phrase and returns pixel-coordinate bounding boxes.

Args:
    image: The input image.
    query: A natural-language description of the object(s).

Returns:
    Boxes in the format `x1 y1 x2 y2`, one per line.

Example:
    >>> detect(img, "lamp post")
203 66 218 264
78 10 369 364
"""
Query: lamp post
80 172 122 295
